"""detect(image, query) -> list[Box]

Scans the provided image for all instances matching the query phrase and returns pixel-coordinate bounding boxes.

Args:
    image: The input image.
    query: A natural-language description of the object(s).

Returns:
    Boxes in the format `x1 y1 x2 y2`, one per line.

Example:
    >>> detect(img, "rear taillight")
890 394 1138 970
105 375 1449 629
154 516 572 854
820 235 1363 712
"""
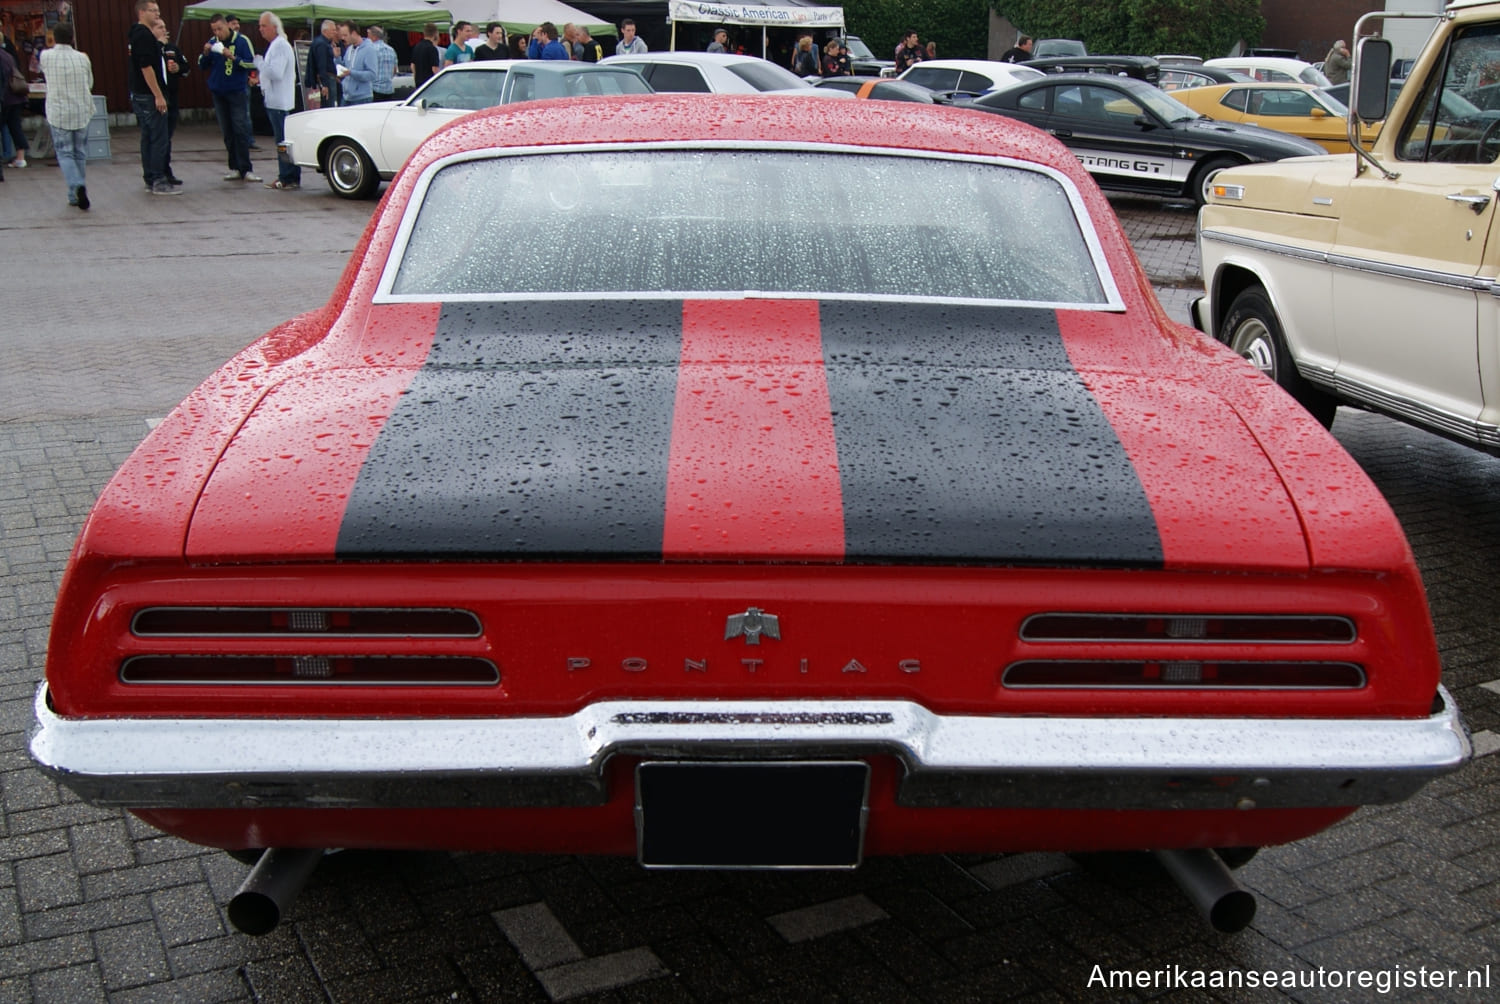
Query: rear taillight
120 655 498 686
1001 660 1366 689
1020 614 1355 644
131 607 481 637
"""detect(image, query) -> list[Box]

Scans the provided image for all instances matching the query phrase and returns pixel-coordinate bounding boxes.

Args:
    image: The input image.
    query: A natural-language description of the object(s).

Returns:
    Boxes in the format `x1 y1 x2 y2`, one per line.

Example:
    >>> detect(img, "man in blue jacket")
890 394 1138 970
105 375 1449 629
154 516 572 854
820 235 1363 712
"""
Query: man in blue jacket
527 22 569 60
199 13 258 181
336 22 378 105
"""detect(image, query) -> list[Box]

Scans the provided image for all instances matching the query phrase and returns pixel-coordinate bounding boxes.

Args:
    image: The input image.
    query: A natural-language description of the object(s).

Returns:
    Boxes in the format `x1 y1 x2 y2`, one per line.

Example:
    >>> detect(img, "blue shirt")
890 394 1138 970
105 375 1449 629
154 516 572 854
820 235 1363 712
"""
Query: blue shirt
339 39 378 103
370 38 397 94
527 38 570 61
197 31 254 95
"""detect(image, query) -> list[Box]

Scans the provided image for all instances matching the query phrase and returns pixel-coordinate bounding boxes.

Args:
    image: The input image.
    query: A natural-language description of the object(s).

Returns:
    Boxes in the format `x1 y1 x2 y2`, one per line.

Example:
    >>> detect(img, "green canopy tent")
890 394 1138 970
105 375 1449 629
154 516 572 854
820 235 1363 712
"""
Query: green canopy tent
182 0 454 32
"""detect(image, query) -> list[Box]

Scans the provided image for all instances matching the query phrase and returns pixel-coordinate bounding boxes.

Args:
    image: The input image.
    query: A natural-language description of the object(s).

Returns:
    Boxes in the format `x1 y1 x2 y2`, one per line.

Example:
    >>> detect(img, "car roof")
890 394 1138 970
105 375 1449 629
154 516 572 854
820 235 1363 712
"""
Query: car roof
510 61 637 75
602 51 767 66
1205 56 1317 72
433 60 521 71
910 59 1035 73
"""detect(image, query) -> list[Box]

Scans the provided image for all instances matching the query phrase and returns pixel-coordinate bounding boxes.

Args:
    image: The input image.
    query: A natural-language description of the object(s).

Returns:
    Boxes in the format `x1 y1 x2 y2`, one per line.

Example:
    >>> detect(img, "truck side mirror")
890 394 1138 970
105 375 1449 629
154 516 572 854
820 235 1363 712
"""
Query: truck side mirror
1354 37 1393 123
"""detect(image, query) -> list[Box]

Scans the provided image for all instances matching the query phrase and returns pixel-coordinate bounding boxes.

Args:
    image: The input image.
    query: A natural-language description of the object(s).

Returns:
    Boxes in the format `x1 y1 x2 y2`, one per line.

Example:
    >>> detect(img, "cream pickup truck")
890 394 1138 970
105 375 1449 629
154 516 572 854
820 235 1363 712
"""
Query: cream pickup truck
1196 1 1500 445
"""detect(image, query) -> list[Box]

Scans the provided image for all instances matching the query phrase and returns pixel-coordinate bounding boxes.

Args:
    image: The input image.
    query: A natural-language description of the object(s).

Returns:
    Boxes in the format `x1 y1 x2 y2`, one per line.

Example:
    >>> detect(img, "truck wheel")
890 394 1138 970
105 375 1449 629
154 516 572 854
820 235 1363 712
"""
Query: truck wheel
1222 287 1337 427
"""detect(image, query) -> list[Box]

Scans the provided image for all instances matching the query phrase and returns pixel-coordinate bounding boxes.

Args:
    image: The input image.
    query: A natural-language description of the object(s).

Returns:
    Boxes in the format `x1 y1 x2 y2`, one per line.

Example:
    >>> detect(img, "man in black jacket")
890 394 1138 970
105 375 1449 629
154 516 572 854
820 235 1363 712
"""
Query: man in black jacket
153 16 188 186
412 22 441 86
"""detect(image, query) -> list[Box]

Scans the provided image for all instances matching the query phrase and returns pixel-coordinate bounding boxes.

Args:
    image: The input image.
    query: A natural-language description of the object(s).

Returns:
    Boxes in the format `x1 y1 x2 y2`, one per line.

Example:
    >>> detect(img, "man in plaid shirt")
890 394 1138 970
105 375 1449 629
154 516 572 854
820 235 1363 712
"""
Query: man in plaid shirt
366 26 398 101
39 19 93 210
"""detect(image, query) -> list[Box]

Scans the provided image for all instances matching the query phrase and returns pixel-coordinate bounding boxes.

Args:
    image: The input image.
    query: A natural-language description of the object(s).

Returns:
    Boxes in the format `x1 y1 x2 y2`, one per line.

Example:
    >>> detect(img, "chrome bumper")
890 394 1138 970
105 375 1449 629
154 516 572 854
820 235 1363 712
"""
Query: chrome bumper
29 684 1470 812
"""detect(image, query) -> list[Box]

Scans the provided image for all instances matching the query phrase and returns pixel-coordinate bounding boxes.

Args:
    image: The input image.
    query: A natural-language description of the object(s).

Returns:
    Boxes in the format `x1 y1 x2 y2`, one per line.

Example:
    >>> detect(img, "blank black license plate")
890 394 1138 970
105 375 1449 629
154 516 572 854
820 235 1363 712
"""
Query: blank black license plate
636 761 870 869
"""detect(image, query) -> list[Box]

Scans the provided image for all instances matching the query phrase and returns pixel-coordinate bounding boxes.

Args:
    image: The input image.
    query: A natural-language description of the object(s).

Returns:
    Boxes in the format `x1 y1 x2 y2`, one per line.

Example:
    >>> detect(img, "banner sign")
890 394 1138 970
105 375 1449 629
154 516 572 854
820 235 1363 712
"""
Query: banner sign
667 2 844 29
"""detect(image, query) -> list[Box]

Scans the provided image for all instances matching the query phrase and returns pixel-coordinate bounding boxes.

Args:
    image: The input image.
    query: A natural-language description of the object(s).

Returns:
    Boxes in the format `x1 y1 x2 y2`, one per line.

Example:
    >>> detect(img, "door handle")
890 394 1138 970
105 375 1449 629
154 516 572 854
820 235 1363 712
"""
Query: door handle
1447 193 1491 214
1051 129 1072 138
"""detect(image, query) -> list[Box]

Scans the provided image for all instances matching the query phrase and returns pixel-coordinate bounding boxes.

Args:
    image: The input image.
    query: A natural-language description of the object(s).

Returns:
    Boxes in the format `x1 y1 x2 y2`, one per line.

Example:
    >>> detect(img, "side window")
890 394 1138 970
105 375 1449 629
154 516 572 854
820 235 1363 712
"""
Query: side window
1084 85 1143 125
1052 84 1084 117
1398 21 1500 162
646 63 712 93
1017 87 1048 111
422 70 505 110
1220 88 1250 112
902 66 960 92
1258 91 1316 117
957 70 995 93
508 72 534 104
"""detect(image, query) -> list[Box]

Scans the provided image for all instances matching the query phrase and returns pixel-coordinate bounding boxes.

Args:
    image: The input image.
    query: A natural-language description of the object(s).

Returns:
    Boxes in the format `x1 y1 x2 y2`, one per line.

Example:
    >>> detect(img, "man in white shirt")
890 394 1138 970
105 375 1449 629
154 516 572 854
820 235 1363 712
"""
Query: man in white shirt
39 19 94 210
257 11 300 189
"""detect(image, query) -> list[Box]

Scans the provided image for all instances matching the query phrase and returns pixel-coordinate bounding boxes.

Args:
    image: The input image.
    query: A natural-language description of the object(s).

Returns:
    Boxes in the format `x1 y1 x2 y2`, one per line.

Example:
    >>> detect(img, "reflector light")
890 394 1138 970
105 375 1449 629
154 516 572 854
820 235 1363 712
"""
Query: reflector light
132 607 482 638
1020 614 1355 643
1001 660 1366 689
120 656 499 686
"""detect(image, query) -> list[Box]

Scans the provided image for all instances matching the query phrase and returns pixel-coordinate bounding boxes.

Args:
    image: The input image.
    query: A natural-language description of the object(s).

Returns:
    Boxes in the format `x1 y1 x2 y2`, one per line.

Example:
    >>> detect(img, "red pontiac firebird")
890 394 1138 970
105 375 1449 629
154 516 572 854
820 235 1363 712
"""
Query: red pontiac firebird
31 96 1467 891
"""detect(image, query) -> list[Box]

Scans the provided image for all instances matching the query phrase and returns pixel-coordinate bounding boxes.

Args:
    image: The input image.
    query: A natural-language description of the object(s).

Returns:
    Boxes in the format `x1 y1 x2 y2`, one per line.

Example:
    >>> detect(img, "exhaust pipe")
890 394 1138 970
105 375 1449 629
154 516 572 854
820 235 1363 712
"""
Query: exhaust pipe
1153 849 1257 933
227 848 324 936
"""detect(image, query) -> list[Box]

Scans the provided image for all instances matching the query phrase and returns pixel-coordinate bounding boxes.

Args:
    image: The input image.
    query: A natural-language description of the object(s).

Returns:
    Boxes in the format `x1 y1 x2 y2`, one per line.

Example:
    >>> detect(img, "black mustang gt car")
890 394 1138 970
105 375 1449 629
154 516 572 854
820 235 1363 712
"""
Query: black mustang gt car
969 74 1325 205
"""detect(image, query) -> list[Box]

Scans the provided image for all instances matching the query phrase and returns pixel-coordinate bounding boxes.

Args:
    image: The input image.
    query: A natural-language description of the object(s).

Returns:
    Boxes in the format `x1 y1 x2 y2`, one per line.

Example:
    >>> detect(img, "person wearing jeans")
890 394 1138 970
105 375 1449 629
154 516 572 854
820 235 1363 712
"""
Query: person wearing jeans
257 11 301 190
128 0 176 194
39 20 93 208
199 13 258 181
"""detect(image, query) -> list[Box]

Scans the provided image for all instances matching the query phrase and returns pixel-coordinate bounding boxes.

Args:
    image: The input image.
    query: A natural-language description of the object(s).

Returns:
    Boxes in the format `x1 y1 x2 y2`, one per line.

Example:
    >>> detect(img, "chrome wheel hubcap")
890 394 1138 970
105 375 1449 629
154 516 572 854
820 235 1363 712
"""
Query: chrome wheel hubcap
330 149 361 191
1230 319 1276 379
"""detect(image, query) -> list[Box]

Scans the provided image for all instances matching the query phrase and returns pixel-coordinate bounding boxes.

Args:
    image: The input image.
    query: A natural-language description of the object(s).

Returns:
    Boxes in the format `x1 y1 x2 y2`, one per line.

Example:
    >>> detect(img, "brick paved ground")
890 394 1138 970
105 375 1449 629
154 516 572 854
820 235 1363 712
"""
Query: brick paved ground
0 126 1495 1002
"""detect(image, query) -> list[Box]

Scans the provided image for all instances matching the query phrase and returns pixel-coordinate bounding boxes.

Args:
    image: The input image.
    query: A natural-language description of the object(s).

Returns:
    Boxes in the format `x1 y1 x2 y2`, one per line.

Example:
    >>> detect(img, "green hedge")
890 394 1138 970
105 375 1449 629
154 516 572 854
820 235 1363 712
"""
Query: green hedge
991 1 1264 60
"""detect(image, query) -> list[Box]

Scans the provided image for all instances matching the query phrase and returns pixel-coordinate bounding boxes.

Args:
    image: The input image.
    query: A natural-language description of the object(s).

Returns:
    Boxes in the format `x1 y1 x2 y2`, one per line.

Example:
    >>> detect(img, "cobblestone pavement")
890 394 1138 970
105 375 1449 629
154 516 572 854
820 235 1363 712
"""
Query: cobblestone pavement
0 126 1496 1002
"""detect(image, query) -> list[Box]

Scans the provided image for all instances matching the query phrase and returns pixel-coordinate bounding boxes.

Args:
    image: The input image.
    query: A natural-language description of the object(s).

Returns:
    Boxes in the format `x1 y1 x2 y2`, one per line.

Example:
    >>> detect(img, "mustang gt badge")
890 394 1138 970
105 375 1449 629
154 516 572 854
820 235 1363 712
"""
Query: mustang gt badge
725 607 781 645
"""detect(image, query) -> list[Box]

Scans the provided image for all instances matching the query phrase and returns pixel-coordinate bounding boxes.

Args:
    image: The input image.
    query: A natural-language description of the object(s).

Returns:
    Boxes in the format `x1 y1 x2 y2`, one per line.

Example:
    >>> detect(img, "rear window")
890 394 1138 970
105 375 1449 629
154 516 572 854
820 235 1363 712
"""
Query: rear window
387 149 1112 306
725 61 810 91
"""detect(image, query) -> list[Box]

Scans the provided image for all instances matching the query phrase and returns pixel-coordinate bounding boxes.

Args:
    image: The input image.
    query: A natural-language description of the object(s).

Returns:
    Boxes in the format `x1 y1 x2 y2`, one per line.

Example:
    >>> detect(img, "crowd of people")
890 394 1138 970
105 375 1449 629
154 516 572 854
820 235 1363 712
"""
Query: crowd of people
9 12 944 207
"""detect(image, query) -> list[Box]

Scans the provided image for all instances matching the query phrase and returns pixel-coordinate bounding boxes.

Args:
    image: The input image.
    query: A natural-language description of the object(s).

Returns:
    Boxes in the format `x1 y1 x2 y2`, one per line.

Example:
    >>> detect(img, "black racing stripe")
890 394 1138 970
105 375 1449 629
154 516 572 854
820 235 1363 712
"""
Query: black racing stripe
336 300 681 559
820 303 1163 566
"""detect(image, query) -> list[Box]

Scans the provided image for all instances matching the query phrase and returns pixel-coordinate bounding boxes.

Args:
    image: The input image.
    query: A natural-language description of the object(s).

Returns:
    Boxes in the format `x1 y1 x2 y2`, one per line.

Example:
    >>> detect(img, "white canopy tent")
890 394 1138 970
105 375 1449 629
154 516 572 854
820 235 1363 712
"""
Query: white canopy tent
665 1 843 56
433 0 616 35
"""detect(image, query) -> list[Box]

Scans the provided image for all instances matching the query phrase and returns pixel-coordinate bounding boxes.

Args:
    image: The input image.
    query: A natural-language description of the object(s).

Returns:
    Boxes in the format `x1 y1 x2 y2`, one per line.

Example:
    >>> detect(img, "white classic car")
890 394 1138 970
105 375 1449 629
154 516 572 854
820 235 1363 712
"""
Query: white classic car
284 61 519 199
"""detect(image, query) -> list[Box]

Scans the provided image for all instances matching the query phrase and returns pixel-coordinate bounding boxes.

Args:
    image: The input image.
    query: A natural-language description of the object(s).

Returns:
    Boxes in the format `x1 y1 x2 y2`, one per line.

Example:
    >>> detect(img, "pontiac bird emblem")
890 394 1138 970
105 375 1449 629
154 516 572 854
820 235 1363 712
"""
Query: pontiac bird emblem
725 607 780 645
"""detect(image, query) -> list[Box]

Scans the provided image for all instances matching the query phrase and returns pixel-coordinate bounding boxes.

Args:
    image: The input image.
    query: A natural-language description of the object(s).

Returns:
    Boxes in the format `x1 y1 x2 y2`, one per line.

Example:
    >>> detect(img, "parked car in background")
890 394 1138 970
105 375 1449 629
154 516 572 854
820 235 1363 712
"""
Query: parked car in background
1159 65 1253 91
811 76 941 102
285 61 650 200
1205 56 1332 88
897 58 1043 98
841 34 893 77
1033 38 1086 57
1171 81 1378 153
1025 54 1160 85
30 93 1467 938
601 51 847 96
284 61 517 200
969 73 1325 205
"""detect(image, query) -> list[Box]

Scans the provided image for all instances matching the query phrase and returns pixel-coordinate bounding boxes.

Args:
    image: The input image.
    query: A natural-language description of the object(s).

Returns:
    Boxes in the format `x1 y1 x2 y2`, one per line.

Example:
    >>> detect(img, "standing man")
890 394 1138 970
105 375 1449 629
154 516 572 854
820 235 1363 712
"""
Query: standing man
226 13 255 149
527 23 568 60
306 19 339 107
38 18 91 209
155 17 188 186
366 26 397 100
707 28 728 53
443 22 475 67
257 10 299 190
616 19 647 55
129 0 176 195
337 22 377 105
412 22 441 84
1000 35 1033 63
474 23 507 61
200 13 258 182
894 30 924 73
1324 39 1352 85
575 25 603 63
